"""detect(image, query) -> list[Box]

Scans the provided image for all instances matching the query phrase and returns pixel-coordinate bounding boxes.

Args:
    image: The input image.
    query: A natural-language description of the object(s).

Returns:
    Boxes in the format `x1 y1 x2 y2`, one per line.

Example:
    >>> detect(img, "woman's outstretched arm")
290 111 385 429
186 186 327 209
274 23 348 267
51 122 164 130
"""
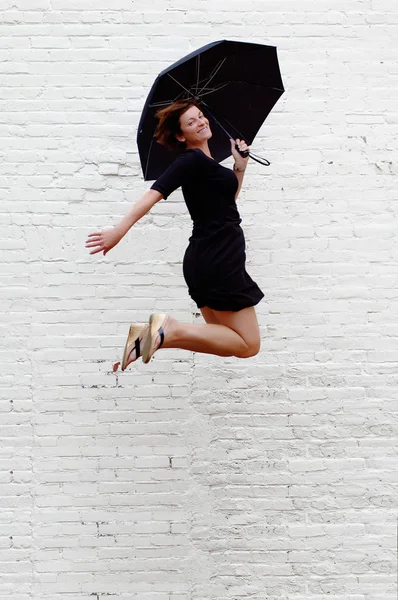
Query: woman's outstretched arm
85 189 163 256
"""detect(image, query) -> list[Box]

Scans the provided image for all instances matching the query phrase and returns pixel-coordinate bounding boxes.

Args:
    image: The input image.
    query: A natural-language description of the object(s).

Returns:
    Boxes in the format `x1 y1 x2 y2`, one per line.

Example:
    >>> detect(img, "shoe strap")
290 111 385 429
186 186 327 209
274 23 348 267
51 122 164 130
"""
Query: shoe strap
158 327 165 349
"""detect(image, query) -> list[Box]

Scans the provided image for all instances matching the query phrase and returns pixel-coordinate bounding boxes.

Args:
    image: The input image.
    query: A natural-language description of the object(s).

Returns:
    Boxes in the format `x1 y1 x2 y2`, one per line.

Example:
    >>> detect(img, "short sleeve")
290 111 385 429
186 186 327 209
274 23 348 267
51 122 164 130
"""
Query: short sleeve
149 150 200 199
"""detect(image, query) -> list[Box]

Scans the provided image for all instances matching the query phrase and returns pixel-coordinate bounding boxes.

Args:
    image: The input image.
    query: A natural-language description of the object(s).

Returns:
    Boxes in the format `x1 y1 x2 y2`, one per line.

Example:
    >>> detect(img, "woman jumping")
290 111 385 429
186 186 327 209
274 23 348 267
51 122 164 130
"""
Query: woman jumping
85 100 265 369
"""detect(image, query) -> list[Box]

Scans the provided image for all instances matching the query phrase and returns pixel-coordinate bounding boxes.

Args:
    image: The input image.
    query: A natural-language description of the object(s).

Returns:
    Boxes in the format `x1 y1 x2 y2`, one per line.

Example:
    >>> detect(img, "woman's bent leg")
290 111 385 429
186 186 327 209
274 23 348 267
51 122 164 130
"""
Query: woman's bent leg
160 306 260 358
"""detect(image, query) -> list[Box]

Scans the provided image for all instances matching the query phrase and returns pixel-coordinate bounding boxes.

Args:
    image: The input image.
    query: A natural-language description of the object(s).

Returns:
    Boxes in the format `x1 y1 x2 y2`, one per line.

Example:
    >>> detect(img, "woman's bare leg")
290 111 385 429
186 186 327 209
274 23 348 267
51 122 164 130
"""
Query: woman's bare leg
158 306 261 358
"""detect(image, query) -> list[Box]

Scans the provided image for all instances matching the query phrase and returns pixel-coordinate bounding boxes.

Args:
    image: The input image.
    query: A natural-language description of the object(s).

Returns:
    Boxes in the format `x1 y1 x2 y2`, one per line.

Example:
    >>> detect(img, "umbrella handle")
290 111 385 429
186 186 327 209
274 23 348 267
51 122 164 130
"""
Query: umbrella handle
248 151 271 166
235 144 271 166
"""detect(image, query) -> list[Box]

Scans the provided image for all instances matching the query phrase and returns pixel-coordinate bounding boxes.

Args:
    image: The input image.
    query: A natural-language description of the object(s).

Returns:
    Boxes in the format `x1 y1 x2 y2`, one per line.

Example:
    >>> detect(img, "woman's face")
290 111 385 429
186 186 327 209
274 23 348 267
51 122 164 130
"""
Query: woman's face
176 105 212 147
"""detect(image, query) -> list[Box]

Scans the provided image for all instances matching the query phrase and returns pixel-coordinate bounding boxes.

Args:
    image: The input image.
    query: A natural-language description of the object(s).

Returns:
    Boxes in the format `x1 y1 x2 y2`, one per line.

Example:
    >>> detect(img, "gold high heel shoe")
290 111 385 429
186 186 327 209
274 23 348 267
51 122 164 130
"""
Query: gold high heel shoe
141 313 169 364
113 323 149 372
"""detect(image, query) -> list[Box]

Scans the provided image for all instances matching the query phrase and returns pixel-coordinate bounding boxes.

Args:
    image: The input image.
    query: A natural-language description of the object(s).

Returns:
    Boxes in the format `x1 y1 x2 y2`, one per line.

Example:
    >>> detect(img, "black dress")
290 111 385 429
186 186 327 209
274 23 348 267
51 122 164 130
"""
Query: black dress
150 148 264 312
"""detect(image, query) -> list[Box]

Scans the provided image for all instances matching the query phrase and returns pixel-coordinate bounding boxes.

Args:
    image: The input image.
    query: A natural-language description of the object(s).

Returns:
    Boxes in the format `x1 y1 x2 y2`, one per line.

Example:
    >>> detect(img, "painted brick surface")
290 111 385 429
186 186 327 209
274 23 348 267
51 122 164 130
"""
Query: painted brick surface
1 1 398 599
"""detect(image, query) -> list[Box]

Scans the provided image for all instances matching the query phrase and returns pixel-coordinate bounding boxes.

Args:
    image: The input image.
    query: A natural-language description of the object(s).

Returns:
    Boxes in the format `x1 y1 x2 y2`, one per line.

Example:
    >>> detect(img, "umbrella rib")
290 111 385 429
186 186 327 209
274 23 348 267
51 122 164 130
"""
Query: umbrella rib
149 99 177 108
195 54 200 95
149 82 229 109
149 82 281 109
199 82 229 97
166 72 196 97
197 57 226 97
144 136 157 180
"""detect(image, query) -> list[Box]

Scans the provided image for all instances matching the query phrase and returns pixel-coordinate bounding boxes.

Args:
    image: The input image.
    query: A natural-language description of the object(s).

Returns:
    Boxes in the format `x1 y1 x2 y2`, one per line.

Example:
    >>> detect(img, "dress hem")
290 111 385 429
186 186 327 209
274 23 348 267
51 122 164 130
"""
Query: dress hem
194 292 265 312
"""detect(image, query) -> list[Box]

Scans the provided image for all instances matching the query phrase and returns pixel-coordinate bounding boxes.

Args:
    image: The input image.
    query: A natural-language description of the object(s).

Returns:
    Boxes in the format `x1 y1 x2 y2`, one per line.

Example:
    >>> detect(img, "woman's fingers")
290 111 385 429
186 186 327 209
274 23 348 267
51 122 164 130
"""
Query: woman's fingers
85 227 121 256
232 138 249 152
85 243 103 250
89 247 105 255
85 232 103 245
85 231 104 254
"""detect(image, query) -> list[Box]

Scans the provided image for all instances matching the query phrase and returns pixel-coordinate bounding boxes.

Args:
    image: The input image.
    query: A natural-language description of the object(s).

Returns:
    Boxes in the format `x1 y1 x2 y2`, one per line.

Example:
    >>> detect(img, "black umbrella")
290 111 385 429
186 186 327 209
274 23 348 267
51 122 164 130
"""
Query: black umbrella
137 39 284 181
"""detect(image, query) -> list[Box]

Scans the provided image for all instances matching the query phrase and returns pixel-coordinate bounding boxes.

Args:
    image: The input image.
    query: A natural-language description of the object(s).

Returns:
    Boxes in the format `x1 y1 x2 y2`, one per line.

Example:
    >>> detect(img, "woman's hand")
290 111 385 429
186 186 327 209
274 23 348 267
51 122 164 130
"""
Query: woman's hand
85 226 123 256
230 138 250 170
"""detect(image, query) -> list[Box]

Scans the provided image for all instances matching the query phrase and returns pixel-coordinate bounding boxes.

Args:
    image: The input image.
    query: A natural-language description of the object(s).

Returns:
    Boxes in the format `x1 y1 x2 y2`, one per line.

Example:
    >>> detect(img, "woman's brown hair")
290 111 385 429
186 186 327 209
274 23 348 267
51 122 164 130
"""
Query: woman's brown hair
153 99 201 153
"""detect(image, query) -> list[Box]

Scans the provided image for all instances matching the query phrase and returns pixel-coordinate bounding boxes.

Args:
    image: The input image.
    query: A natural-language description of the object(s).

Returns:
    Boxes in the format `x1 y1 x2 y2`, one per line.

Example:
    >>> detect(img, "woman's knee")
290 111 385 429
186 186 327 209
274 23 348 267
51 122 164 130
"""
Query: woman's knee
212 306 261 358
234 338 261 358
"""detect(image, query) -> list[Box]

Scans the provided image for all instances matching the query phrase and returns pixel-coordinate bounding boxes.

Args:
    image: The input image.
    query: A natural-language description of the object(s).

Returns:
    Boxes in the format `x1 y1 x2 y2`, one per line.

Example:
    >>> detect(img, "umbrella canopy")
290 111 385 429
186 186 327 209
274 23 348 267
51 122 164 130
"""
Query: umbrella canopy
137 39 284 181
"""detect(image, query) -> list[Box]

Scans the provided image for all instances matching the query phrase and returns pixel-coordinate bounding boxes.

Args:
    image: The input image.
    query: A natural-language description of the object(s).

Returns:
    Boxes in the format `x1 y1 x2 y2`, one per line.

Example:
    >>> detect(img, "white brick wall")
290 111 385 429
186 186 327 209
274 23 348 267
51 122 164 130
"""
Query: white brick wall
1 1 397 599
